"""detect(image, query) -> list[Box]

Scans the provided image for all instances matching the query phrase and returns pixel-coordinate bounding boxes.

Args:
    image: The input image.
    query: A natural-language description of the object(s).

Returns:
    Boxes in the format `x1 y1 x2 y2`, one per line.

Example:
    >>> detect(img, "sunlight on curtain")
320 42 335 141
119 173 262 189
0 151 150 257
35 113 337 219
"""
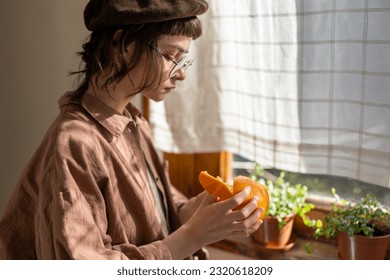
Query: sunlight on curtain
149 0 390 188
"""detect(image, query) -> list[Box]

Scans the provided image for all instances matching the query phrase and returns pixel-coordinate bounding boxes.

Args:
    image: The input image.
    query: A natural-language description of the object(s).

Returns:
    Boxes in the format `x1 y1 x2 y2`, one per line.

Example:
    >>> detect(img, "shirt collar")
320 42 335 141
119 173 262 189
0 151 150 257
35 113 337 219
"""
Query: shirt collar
59 92 140 137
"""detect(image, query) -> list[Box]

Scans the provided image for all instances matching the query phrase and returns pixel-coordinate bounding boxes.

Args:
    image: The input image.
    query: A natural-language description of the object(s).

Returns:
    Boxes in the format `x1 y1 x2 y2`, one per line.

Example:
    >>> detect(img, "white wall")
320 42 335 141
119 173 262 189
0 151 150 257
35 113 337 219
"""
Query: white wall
0 1 90 212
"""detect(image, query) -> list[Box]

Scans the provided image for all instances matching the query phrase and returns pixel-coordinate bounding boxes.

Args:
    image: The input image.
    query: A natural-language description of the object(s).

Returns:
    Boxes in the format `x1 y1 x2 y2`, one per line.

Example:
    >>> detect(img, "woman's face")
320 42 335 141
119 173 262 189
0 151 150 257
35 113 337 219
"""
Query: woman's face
141 35 193 102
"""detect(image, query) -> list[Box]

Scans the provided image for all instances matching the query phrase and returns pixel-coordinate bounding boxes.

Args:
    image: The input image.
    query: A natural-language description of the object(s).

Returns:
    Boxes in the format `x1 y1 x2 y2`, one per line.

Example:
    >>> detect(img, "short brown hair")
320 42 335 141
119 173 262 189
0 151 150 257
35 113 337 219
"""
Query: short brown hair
71 17 202 100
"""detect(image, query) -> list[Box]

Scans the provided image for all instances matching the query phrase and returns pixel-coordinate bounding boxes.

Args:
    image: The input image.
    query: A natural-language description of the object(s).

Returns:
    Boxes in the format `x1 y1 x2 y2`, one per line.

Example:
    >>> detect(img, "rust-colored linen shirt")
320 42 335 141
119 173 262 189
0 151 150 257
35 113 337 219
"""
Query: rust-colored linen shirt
0 92 188 259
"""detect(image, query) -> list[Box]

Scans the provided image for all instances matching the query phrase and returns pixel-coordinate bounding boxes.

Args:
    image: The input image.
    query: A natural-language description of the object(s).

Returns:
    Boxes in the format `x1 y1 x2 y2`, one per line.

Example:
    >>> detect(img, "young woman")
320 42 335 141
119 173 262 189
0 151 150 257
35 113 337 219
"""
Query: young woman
0 0 263 259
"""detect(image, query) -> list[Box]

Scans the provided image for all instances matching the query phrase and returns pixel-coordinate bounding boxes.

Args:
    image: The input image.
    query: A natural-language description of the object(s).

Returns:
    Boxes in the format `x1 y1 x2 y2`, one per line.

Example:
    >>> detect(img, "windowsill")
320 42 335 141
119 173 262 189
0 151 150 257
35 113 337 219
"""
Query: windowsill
210 210 390 260
209 200 389 260
209 235 339 260
210 234 390 260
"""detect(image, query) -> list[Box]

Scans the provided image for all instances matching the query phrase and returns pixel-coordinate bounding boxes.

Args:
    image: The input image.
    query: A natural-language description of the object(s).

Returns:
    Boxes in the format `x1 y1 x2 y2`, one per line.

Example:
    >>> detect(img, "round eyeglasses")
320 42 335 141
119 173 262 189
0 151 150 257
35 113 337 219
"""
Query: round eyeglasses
150 47 194 78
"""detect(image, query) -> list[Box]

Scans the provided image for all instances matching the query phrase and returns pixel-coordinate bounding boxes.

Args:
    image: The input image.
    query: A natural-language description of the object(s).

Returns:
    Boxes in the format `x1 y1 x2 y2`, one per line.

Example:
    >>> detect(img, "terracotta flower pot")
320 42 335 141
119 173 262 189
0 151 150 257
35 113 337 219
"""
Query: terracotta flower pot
293 209 326 238
337 231 390 260
251 215 295 247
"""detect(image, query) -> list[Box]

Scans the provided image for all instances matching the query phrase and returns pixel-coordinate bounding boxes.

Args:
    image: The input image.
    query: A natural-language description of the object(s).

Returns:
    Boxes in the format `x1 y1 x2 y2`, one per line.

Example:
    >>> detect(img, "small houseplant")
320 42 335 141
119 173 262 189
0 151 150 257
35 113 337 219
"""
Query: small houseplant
315 188 390 259
249 164 322 248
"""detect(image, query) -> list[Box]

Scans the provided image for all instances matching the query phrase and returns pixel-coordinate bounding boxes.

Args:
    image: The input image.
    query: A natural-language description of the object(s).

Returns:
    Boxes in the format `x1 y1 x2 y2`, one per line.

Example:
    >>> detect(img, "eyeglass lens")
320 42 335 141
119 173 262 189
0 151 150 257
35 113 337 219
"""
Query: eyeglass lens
169 57 194 77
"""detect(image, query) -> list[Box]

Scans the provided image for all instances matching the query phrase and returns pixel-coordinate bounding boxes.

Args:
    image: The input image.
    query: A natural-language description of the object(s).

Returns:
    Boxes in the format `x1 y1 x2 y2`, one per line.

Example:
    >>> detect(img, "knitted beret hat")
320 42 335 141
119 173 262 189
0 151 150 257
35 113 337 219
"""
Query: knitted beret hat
84 0 209 31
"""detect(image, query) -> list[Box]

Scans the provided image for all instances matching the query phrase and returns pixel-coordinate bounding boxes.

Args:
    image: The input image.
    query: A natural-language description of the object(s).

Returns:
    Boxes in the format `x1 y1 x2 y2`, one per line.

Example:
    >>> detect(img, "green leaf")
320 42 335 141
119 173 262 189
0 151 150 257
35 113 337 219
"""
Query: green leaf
304 242 313 254
314 191 390 238
316 220 323 228
250 163 323 231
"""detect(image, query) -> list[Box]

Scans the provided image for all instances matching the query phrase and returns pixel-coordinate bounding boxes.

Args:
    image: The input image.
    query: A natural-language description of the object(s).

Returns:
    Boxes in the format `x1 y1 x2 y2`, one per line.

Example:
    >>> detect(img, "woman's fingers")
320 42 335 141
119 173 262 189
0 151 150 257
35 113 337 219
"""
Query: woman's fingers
214 187 263 223
230 208 264 237
224 193 264 237
185 187 264 246
229 196 260 221
231 220 263 237
201 191 219 205
214 186 252 212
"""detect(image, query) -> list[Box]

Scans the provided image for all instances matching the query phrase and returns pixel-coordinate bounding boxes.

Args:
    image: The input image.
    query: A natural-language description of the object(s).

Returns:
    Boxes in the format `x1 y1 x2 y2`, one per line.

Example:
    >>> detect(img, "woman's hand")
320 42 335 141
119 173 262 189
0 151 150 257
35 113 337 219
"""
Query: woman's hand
164 187 263 259
187 187 263 242
177 191 209 224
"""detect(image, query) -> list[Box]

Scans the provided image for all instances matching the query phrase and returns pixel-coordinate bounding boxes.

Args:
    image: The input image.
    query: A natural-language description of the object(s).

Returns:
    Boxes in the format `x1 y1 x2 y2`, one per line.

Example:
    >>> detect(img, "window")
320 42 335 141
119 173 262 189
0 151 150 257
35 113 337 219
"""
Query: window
232 154 390 207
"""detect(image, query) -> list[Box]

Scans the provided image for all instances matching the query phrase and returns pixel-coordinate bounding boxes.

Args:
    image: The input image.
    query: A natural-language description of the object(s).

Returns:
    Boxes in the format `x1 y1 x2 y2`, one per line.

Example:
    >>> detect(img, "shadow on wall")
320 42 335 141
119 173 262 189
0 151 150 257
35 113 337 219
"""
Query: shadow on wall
0 0 89 213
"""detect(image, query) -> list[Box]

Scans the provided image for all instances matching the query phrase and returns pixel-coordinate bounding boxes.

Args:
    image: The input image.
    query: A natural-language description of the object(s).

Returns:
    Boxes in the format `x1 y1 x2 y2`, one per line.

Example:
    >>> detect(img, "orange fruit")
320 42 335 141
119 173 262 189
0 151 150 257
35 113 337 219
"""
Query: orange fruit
198 171 233 200
198 171 269 220
232 176 269 220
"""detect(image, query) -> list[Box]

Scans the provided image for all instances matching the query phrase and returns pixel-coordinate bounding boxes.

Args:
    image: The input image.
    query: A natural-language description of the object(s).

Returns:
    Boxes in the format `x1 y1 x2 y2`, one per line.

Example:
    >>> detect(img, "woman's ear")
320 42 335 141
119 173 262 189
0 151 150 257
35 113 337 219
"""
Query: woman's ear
113 29 135 54
112 29 123 46
112 29 129 69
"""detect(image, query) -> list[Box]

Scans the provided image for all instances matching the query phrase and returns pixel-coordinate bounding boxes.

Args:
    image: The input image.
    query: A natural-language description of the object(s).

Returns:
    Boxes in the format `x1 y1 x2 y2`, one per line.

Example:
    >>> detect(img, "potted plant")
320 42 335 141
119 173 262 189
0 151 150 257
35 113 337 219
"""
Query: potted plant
249 164 322 250
314 188 390 259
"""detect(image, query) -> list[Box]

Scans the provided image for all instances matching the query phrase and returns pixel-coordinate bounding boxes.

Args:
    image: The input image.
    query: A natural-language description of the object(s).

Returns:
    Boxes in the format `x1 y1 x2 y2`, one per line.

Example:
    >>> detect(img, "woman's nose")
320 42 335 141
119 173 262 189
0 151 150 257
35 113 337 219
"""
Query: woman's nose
173 68 186 80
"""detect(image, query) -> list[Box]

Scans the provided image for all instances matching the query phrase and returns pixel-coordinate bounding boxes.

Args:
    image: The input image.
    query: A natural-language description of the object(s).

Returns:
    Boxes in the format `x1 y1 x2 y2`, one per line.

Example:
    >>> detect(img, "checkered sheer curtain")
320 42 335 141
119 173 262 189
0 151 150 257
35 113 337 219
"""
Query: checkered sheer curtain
149 0 390 188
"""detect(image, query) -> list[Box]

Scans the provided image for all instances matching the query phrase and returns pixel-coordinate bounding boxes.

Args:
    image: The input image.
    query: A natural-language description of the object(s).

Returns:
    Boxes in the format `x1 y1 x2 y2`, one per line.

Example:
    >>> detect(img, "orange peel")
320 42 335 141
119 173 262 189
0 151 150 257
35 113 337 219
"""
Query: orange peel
198 171 233 200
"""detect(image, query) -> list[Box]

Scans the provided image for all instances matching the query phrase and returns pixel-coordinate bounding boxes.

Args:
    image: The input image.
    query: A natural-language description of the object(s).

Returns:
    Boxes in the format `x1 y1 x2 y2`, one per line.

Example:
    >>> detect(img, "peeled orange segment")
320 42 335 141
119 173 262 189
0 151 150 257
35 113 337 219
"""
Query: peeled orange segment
198 171 233 200
232 176 269 220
